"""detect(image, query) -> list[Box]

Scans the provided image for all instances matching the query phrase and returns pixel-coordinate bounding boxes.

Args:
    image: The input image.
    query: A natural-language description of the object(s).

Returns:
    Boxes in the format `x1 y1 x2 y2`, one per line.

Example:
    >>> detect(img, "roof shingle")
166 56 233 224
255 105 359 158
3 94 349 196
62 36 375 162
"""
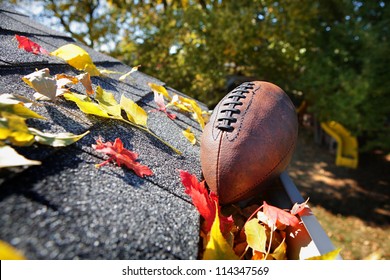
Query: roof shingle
0 4 204 259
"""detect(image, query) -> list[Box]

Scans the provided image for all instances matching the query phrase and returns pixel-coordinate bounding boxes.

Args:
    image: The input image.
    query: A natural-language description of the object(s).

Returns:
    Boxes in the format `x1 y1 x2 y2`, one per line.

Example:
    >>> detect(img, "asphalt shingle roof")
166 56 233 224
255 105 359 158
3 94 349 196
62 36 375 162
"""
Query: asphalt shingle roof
0 4 204 259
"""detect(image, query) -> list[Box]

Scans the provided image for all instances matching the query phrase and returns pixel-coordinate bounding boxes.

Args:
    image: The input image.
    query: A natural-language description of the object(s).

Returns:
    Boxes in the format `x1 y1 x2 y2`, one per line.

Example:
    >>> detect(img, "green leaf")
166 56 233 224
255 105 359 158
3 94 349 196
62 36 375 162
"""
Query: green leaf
203 206 239 260
120 94 148 127
63 93 109 118
0 103 45 119
28 128 89 147
95 86 122 117
306 248 341 260
244 218 267 253
0 145 41 168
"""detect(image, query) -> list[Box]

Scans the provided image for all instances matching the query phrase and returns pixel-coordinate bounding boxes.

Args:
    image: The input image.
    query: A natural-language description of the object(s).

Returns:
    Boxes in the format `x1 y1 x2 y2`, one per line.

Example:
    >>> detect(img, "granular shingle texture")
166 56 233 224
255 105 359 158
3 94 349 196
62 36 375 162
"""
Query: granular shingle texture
0 4 205 259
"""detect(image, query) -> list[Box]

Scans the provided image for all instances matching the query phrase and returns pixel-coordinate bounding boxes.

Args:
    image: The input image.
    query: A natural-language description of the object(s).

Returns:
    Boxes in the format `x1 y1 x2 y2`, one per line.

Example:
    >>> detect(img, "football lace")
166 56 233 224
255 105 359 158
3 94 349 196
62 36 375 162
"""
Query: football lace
217 82 255 132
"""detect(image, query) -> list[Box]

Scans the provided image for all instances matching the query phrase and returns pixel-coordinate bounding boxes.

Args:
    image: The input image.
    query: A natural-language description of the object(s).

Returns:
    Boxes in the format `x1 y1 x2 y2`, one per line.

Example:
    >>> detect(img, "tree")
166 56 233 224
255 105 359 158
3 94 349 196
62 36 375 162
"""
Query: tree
298 0 390 150
10 0 390 151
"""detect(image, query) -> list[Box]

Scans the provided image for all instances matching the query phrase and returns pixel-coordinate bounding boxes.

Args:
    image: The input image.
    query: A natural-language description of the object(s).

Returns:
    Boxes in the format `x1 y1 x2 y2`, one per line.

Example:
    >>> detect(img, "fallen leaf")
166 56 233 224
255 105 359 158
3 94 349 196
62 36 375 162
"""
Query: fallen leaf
148 83 171 100
119 65 141 81
252 250 265 260
92 137 153 178
244 218 267 253
77 72 94 95
14 34 49 55
179 170 233 233
261 201 300 230
188 98 205 130
306 248 341 260
153 92 176 120
95 86 121 117
120 95 148 127
51 44 100 76
203 203 239 260
167 94 205 129
0 113 35 146
28 128 89 147
182 127 196 145
22 68 58 101
0 240 26 259
291 198 312 216
0 93 39 108
98 69 123 75
270 238 287 260
63 92 109 118
0 103 45 120
168 94 193 113
0 145 41 168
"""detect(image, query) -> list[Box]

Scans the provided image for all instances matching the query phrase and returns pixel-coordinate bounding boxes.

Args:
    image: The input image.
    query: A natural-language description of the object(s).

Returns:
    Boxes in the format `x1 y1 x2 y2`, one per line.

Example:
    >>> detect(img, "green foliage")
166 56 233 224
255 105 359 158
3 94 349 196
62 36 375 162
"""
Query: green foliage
16 0 390 151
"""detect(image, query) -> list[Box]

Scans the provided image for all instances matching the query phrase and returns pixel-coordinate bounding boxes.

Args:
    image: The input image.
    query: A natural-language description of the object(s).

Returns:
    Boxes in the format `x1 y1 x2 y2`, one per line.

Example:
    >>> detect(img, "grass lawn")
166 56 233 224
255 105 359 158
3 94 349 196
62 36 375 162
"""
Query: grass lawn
288 127 390 259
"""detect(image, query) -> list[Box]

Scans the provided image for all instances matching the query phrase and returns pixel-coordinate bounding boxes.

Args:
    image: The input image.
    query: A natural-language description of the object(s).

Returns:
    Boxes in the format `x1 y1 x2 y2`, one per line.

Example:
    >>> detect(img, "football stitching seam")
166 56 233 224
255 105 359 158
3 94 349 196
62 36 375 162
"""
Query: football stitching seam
215 131 224 195
226 86 258 142
228 131 297 202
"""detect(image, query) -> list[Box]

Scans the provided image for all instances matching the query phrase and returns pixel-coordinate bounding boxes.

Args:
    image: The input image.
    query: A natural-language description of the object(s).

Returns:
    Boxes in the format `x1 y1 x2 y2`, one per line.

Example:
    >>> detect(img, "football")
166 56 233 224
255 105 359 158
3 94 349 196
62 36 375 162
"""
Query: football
200 81 298 204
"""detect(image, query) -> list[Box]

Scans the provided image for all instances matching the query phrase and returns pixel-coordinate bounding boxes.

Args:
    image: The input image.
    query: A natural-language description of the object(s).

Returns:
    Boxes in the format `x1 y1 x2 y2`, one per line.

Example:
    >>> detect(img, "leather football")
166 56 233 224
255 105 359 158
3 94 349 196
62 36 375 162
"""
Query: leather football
200 81 298 204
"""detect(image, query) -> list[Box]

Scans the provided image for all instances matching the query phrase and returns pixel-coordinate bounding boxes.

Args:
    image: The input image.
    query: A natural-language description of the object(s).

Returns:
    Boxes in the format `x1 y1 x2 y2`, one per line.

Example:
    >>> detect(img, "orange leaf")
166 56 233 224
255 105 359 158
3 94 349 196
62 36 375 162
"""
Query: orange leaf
15 35 49 55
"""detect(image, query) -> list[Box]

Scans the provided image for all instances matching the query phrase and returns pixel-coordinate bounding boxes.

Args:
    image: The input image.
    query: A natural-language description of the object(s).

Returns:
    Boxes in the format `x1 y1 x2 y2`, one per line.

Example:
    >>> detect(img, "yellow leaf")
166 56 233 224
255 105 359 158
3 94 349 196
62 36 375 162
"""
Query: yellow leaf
182 127 196 145
167 94 192 113
203 204 239 260
95 86 121 117
0 240 26 259
306 248 341 260
2 114 35 146
0 145 40 168
51 44 100 76
119 65 141 81
63 93 109 118
188 99 205 130
270 238 287 260
169 95 205 129
148 83 171 100
0 103 45 119
244 218 267 253
120 95 148 127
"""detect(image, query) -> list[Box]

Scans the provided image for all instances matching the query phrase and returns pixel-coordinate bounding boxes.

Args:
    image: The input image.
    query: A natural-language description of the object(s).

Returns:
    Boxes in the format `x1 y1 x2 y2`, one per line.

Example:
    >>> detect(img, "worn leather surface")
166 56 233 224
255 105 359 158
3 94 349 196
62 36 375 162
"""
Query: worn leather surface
200 81 298 204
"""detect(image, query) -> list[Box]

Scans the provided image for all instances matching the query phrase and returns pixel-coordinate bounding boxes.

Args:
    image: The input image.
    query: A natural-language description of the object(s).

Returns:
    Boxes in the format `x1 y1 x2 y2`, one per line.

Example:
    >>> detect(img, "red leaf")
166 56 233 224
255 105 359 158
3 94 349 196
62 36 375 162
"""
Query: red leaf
262 201 300 229
179 170 233 233
15 35 49 55
92 137 153 178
